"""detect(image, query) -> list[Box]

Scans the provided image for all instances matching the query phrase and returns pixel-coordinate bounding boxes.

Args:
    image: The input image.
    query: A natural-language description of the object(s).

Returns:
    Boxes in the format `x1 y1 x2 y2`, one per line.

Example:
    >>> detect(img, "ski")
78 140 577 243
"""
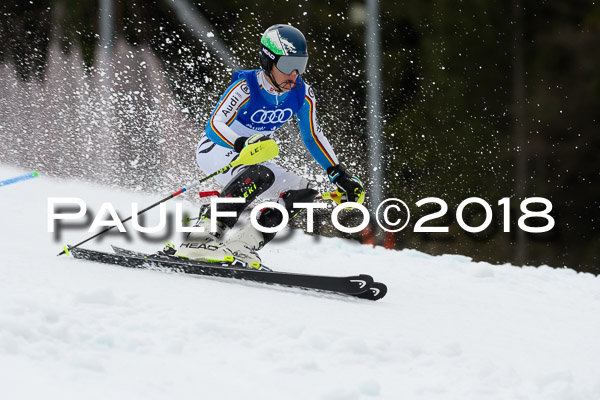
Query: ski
69 247 380 299
109 246 387 301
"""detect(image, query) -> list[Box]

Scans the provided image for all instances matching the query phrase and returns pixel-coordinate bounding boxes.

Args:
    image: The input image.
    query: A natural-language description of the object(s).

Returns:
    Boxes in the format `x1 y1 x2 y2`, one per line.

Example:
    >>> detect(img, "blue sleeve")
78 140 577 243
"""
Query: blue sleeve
296 94 338 171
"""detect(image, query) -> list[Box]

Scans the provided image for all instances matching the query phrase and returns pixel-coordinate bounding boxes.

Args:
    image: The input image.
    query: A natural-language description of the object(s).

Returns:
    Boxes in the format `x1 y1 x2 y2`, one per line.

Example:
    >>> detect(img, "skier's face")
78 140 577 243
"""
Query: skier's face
270 65 299 92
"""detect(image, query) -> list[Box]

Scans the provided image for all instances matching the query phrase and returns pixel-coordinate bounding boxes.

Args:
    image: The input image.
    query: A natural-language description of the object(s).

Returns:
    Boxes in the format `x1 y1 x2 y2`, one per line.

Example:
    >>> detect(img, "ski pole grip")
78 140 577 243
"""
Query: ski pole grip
233 139 279 167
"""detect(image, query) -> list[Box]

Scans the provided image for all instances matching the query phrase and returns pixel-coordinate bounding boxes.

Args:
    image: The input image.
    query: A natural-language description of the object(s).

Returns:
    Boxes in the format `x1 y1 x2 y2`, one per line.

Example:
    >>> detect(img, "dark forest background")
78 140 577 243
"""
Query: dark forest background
0 0 598 273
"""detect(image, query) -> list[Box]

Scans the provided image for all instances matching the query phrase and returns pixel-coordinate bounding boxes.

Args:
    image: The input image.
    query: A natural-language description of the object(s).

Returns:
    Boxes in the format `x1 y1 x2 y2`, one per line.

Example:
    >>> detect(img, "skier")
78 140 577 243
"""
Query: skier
175 24 365 268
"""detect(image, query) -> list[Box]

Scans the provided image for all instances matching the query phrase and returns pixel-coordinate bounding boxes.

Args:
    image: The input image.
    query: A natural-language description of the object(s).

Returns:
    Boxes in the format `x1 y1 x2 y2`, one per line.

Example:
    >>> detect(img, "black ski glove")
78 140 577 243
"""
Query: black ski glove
327 164 365 204
234 133 270 153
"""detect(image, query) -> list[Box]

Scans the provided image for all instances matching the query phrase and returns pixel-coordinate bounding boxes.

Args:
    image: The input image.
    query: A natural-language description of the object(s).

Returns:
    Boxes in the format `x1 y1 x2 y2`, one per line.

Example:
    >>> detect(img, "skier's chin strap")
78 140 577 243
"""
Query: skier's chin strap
267 70 284 92
265 70 302 92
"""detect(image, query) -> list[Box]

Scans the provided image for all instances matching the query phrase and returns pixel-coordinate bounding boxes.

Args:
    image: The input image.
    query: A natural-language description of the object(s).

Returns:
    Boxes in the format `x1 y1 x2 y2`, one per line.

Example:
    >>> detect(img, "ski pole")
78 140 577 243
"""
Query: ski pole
0 171 39 187
57 139 279 256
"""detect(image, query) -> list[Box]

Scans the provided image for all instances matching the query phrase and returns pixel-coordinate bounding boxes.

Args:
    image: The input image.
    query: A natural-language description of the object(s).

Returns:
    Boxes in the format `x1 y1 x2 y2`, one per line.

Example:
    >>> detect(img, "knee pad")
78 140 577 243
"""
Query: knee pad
222 164 275 200
257 188 318 244
279 188 319 218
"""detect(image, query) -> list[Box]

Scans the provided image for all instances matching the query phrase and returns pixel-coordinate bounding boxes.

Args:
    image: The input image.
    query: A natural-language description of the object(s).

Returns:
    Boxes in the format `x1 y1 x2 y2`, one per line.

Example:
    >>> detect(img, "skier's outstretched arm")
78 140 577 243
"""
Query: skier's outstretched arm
296 84 365 203
296 84 338 170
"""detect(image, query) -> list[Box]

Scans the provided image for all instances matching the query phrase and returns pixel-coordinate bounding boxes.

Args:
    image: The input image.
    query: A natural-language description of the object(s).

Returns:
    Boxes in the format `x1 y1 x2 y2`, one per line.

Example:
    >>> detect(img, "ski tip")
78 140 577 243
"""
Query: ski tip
32 171 39 178
358 274 375 287
357 282 387 301
371 282 388 300
348 274 374 295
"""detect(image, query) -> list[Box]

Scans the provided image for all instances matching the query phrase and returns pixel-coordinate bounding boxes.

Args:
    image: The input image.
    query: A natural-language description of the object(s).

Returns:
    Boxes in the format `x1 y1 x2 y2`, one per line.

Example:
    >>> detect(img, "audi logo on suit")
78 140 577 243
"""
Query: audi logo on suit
250 108 294 124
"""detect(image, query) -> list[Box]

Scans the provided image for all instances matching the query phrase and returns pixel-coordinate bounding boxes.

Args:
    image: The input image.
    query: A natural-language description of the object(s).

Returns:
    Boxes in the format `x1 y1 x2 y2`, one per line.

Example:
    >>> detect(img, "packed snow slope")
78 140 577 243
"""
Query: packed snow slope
1 165 599 400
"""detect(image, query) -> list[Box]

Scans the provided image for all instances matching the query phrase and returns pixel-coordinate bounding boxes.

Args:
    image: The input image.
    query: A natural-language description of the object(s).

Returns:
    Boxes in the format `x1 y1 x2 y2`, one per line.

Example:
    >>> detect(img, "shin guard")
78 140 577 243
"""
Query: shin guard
208 164 275 228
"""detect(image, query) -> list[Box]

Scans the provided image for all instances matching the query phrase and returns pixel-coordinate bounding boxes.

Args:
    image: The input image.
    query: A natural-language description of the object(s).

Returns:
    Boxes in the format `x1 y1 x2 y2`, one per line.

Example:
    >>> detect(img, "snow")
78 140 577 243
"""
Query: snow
1 164 600 400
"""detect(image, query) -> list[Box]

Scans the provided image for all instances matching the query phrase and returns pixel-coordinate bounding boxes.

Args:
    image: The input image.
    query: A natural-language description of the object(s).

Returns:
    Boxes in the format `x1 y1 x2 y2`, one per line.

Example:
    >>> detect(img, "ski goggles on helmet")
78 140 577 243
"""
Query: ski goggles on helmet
275 55 308 75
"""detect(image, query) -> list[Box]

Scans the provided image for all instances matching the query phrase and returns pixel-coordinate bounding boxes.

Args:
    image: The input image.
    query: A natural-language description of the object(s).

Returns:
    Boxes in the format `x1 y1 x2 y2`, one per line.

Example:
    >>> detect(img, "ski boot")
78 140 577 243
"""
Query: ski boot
223 222 270 270
174 216 230 262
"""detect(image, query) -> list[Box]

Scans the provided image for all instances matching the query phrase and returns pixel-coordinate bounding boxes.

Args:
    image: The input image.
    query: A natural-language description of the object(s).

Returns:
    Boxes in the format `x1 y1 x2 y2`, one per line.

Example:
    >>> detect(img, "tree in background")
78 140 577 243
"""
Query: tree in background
0 0 598 272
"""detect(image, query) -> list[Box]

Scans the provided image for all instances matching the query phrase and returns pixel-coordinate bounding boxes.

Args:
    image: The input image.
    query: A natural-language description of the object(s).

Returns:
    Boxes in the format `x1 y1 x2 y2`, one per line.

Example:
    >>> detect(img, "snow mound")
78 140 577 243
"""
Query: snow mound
1 165 599 400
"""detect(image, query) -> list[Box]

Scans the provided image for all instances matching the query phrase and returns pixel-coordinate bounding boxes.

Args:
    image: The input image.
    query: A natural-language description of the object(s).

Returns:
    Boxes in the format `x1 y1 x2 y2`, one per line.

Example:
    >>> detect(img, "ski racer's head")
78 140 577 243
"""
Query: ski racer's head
259 24 308 92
